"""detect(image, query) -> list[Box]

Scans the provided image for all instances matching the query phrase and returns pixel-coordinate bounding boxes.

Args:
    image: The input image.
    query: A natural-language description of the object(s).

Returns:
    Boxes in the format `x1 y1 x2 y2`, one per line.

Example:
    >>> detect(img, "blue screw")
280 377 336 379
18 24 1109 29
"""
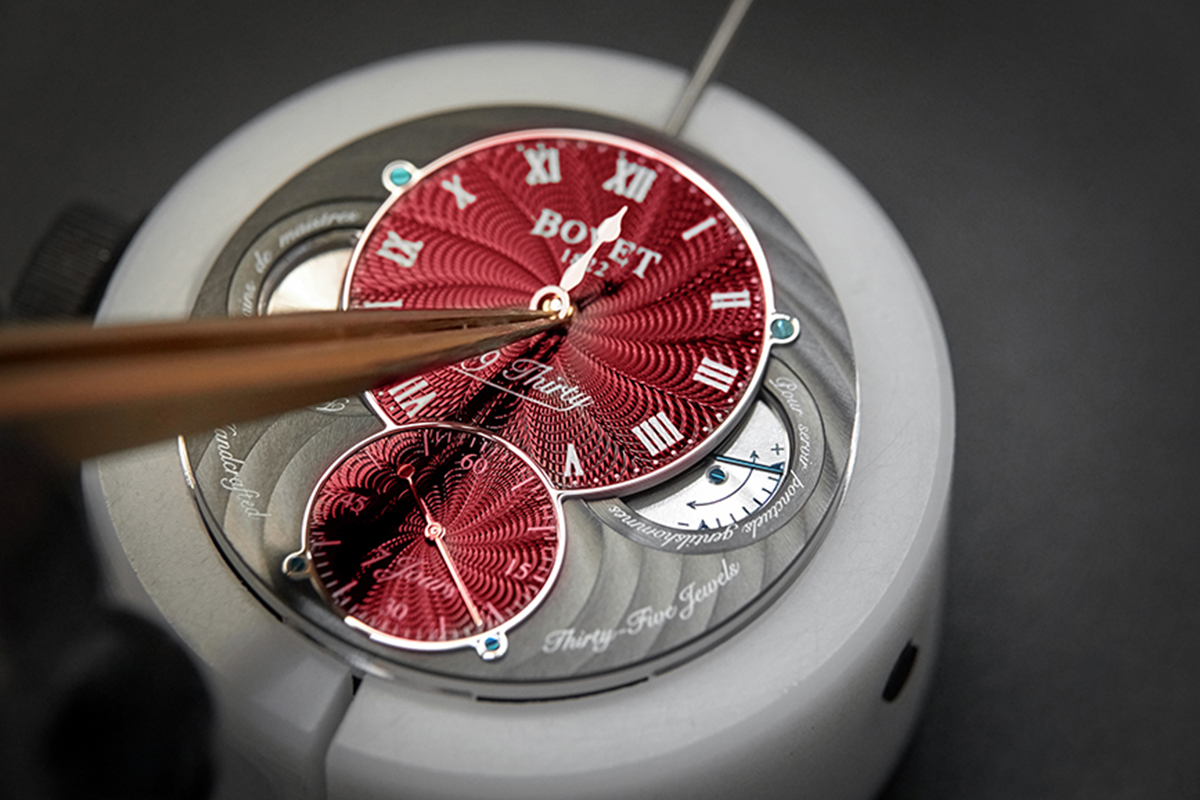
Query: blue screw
771 317 796 341
389 165 412 187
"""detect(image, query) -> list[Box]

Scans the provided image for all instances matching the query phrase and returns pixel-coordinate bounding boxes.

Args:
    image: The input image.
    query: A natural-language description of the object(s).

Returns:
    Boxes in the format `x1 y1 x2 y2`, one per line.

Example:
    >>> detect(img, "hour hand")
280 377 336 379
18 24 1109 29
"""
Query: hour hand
559 205 627 292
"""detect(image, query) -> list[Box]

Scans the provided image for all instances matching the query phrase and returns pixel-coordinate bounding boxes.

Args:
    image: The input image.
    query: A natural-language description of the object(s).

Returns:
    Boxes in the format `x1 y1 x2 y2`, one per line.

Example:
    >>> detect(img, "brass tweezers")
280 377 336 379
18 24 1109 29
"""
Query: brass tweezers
0 308 560 460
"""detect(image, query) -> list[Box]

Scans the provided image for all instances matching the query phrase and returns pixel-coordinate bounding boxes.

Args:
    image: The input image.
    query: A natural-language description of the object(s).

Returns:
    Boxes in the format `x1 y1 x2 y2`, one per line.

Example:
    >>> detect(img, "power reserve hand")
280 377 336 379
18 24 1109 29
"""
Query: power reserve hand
714 455 785 476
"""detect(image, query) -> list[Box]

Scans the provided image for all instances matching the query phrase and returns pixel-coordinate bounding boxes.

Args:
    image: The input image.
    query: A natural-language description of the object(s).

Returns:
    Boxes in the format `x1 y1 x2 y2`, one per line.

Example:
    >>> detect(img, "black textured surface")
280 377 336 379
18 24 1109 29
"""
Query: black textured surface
11 204 136 318
2 1 1197 798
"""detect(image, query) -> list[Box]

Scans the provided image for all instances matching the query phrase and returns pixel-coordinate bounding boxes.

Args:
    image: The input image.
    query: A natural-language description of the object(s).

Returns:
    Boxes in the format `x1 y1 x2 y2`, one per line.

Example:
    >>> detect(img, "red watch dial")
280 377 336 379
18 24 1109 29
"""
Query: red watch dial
300 425 562 653
346 129 772 495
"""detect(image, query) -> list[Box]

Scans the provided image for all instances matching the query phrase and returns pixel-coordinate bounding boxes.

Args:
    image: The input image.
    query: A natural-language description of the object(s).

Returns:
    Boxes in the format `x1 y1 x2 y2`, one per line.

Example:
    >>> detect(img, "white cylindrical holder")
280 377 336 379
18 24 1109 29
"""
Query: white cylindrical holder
84 44 953 800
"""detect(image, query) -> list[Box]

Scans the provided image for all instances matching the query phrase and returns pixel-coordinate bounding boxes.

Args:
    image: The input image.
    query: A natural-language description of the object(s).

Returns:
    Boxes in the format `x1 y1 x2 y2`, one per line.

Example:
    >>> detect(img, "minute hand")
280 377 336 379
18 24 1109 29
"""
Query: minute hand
559 206 628 292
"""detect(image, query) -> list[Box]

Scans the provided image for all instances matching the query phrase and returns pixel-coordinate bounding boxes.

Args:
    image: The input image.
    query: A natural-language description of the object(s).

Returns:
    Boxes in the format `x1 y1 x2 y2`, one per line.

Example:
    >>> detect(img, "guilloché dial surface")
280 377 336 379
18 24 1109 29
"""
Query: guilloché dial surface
290 424 563 660
346 129 775 496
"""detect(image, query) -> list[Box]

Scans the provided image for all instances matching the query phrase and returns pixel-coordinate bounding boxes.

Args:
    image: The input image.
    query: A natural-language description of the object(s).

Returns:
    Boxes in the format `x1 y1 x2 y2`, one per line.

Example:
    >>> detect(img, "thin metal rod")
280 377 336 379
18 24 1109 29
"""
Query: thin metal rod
664 0 756 137
0 307 561 461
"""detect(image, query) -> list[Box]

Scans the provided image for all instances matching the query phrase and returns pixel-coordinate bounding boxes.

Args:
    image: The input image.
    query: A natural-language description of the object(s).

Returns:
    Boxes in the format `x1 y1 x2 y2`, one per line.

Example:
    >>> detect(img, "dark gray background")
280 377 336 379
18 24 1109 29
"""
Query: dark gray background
2 1 1197 797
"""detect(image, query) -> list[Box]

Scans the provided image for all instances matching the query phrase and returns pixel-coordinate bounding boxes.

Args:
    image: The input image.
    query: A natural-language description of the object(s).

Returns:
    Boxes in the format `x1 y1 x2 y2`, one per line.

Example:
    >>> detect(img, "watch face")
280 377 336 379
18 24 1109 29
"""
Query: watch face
181 107 857 699
292 423 563 661
347 130 772 497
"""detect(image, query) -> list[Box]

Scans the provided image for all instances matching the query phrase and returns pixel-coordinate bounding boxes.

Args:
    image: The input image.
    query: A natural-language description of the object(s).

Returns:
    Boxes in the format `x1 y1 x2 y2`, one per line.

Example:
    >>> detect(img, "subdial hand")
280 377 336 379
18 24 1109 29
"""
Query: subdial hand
559 205 628 293
427 525 485 629
396 463 437 528
396 464 484 628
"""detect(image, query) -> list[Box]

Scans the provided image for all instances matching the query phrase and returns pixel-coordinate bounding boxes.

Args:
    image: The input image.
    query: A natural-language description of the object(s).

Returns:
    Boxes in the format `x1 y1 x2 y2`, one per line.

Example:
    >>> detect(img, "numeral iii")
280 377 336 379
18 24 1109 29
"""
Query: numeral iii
632 412 683 455
692 357 739 393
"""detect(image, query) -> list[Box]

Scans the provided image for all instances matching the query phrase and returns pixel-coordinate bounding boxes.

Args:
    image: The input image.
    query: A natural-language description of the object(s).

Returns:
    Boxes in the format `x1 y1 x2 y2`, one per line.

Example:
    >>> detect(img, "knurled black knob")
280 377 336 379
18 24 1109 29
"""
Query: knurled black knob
10 204 139 320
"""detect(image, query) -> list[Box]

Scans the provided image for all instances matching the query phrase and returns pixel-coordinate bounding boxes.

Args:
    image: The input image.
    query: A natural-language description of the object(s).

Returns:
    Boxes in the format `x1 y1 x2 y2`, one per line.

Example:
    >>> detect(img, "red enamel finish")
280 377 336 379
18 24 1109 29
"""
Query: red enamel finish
305 426 561 645
347 130 770 494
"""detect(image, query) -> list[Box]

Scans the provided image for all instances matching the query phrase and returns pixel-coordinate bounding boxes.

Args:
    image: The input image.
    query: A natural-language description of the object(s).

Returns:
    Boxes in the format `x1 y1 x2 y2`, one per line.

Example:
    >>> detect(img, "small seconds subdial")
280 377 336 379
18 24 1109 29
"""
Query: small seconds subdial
285 424 564 660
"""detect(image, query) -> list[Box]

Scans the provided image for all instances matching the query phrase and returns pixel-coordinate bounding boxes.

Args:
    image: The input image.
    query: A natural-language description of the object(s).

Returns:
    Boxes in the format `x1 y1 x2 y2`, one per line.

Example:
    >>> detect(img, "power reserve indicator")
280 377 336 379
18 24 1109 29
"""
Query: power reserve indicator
627 400 790 530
